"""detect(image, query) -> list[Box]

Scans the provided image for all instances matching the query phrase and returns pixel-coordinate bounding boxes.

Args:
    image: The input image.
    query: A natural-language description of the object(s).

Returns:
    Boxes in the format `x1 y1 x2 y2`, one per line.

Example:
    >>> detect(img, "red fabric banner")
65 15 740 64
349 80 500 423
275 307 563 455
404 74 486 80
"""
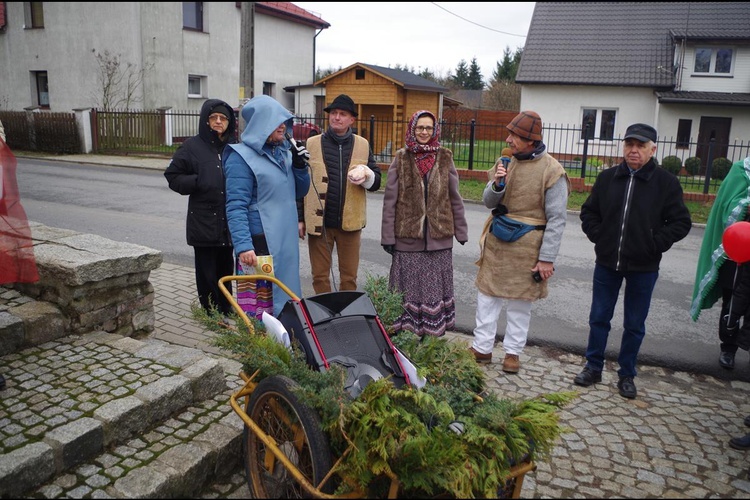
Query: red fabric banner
0 138 40 284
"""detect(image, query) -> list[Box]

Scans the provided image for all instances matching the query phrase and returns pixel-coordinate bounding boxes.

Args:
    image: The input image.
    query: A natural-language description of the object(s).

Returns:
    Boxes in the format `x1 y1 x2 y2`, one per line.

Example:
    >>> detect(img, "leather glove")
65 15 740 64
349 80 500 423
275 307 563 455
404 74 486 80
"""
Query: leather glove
382 244 394 255
291 140 310 169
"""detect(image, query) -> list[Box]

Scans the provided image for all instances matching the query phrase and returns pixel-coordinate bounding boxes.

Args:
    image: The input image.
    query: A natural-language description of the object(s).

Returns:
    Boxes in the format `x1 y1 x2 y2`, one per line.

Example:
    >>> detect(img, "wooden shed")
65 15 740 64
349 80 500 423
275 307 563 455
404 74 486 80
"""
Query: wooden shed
314 63 455 159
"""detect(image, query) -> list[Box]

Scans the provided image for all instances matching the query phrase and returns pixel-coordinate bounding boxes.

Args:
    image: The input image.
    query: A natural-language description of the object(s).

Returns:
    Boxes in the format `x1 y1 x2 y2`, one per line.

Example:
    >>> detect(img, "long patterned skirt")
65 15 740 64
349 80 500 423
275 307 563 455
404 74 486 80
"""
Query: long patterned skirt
389 249 456 337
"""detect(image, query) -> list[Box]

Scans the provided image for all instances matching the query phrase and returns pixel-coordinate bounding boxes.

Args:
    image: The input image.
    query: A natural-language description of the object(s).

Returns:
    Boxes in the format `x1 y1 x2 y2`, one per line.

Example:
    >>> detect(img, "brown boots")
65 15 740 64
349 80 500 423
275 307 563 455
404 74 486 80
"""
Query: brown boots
469 347 492 364
502 354 520 373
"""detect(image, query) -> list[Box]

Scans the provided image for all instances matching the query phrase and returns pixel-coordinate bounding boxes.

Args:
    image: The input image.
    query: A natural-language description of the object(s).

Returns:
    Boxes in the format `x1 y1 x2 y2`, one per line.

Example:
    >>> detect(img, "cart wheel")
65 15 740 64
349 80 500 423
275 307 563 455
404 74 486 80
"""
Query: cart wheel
243 375 334 498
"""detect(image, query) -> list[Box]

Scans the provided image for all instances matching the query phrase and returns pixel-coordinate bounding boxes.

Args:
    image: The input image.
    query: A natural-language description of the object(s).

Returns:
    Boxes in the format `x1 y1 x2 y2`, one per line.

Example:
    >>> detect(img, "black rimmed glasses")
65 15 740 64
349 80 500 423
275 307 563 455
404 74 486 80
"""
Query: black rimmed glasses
415 126 434 133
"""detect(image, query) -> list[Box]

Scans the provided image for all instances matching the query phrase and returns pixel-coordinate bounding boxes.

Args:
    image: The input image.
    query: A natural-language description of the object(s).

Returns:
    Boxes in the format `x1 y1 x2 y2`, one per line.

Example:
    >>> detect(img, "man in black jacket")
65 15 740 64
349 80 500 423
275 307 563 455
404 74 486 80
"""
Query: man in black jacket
573 123 692 399
164 99 236 317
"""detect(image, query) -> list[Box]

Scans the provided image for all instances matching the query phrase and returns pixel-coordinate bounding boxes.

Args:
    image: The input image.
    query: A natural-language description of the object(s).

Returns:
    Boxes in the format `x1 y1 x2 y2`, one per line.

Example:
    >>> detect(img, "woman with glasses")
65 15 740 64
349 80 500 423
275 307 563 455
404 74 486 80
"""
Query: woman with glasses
165 99 236 319
380 110 468 337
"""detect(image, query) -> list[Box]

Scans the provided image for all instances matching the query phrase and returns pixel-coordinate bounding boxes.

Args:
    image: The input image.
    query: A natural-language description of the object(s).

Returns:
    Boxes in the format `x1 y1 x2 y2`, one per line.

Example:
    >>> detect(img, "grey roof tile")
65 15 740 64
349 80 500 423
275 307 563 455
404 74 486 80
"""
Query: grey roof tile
517 2 750 87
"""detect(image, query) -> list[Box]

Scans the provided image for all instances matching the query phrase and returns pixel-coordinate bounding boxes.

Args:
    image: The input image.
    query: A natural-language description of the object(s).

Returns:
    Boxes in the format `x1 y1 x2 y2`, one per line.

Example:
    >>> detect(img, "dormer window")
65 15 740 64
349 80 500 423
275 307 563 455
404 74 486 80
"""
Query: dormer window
693 47 734 76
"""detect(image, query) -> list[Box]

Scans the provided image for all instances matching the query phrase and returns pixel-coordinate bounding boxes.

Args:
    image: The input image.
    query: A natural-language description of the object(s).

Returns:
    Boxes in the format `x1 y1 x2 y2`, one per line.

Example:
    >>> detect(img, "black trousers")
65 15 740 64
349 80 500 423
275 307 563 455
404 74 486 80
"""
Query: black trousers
194 246 235 316
719 261 750 353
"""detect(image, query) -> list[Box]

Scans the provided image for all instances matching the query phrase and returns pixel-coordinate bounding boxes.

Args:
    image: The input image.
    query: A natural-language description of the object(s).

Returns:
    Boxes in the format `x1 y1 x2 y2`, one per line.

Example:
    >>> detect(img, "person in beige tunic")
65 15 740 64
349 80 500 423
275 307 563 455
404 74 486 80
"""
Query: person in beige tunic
469 111 570 373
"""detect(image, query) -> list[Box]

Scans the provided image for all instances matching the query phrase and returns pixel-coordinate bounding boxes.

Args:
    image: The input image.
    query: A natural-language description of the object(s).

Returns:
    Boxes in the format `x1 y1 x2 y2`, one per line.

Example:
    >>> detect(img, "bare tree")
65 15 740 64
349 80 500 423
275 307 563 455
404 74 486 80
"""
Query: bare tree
483 80 521 111
92 50 152 110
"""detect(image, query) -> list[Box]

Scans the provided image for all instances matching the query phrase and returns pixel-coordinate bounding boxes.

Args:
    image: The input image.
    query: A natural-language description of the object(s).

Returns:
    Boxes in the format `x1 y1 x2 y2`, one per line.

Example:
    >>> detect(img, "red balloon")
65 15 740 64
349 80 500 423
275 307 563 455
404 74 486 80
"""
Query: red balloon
723 221 750 264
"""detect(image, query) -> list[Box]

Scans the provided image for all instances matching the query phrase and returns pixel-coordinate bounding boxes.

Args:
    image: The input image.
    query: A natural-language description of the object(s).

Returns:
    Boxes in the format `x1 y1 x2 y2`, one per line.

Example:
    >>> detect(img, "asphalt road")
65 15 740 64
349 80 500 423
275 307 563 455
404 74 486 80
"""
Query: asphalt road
15 157 742 382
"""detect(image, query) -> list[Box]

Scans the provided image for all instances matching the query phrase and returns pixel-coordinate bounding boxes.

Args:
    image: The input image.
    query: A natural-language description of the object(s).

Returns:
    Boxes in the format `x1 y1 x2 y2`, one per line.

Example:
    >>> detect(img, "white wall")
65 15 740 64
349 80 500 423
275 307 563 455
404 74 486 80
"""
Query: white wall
254 13 318 111
679 45 750 93
0 3 321 113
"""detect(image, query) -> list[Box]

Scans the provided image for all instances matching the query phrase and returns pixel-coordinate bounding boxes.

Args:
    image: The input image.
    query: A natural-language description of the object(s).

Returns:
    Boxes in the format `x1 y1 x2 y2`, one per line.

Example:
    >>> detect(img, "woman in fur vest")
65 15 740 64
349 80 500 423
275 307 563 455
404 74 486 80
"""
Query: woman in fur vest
380 110 468 337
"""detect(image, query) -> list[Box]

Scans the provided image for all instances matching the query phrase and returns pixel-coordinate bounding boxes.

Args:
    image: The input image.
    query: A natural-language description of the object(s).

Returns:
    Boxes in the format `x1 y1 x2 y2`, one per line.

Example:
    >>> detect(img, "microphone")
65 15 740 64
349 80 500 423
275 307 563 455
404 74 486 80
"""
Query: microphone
497 147 512 189
285 132 299 150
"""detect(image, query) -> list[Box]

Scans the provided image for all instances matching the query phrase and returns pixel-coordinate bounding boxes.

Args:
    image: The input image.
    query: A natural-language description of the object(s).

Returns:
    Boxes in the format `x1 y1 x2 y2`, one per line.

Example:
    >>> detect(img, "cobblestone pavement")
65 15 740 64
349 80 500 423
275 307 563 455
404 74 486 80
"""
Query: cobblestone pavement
151 263 750 498
4 261 750 498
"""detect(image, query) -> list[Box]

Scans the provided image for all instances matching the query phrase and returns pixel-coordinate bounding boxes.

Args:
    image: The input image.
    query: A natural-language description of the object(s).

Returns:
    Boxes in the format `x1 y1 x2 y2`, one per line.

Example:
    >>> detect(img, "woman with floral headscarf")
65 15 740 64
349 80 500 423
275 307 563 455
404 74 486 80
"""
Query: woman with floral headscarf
380 110 468 337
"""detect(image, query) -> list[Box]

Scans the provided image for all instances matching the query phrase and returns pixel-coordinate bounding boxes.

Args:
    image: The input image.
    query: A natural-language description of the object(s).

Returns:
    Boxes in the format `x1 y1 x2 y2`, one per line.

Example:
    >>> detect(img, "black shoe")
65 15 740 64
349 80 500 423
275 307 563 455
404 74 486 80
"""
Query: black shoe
617 376 637 399
573 367 602 387
0 374 5 391
744 415 750 428
730 433 750 450
720 350 736 370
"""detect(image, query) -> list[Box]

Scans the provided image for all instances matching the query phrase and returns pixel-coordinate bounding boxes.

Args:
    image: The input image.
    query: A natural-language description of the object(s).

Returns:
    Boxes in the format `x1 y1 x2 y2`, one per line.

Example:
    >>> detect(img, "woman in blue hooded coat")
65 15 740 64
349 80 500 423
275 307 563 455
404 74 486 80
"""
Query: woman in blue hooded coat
223 95 310 316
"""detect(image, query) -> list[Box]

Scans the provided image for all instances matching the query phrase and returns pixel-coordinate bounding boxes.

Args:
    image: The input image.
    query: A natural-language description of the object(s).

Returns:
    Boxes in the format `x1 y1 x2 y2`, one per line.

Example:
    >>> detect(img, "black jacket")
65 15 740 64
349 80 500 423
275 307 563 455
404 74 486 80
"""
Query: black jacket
301 128 381 228
580 158 691 272
164 99 236 247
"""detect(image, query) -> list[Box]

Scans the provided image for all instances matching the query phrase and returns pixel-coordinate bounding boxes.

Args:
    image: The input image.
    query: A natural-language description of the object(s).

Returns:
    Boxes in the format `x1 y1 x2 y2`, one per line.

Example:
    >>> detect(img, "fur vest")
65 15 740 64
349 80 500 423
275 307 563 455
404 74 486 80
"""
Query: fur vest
394 147 455 240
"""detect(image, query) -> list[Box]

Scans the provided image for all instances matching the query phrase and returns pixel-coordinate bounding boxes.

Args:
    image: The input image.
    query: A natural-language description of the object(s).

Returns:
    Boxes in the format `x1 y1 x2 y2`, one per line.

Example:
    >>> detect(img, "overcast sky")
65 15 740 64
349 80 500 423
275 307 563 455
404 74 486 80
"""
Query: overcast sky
293 2 536 84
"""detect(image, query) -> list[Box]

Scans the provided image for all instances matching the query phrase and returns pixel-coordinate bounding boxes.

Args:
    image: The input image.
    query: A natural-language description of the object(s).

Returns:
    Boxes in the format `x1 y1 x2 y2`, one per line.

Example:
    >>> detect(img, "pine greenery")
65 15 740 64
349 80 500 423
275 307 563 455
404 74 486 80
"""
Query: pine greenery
195 276 575 498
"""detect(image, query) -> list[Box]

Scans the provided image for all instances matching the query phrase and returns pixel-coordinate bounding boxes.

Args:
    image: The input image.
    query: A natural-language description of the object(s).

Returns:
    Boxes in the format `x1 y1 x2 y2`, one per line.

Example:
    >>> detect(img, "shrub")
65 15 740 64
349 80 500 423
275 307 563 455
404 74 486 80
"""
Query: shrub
711 157 733 180
684 157 701 176
660 155 682 175
588 157 603 168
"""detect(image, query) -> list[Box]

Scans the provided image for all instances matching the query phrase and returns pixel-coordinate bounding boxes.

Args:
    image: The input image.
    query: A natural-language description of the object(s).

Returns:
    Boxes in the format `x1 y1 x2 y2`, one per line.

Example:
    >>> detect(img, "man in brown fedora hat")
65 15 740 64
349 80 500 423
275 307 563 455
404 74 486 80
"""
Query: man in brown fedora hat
470 110 570 374
299 94 381 293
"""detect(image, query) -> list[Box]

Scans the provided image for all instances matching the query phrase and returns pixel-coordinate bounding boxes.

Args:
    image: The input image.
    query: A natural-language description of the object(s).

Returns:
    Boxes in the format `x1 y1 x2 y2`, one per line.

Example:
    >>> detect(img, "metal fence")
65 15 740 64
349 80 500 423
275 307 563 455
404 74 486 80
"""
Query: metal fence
5 107 748 195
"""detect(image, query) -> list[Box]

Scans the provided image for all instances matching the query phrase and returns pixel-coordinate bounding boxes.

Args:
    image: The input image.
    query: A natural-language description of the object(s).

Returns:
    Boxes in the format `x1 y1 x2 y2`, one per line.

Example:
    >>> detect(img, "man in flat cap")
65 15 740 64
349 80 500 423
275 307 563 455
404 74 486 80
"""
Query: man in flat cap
299 94 381 294
470 111 570 374
574 123 691 399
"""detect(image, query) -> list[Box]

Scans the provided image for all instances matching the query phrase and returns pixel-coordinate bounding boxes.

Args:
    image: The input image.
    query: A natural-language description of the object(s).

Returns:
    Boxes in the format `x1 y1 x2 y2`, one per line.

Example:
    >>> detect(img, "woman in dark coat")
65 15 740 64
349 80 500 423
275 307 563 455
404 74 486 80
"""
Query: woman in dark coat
164 98 236 316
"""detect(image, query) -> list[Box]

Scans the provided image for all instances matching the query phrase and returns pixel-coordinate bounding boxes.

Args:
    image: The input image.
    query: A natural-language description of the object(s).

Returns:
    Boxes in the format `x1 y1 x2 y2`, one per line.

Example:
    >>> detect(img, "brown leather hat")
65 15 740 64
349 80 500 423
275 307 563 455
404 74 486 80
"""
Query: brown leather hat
507 111 543 141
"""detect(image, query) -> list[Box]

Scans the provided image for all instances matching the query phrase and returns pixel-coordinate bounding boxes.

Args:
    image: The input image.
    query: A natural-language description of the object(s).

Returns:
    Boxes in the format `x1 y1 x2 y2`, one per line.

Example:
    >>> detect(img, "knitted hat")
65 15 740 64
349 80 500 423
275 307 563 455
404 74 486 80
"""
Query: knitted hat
324 94 358 117
210 104 232 119
507 111 543 141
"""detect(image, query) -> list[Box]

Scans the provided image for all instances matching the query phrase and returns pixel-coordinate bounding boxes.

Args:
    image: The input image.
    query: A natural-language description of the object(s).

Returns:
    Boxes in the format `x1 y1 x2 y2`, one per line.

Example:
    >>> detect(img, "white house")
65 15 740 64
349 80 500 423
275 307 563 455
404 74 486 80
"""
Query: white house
0 2 329 113
516 2 750 166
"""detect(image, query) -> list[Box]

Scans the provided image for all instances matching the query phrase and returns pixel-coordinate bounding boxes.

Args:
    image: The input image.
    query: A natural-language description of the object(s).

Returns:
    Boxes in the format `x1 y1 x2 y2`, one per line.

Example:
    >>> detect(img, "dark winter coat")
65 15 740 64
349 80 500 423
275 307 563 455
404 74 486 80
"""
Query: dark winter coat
164 99 236 247
580 158 691 273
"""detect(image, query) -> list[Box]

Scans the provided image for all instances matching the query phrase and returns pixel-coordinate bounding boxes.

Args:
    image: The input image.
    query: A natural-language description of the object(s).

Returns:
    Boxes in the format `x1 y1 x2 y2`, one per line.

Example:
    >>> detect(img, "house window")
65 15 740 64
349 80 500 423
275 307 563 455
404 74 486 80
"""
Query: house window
581 108 616 141
34 71 49 107
183 2 203 31
262 82 275 97
24 2 44 28
694 47 734 75
356 69 365 80
187 75 205 98
676 119 692 149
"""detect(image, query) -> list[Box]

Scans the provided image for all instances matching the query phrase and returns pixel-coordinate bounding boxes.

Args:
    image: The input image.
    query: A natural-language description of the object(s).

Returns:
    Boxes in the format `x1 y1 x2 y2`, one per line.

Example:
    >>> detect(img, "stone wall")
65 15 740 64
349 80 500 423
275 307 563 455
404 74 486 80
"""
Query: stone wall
0 222 162 355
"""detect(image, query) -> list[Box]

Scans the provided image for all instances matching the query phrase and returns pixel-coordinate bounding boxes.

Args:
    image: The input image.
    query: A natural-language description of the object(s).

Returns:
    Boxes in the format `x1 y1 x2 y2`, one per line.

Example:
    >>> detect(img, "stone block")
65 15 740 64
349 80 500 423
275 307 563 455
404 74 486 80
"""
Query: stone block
134 375 193 423
10 300 67 347
93 396 149 446
0 311 24 356
43 417 104 472
0 442 55 498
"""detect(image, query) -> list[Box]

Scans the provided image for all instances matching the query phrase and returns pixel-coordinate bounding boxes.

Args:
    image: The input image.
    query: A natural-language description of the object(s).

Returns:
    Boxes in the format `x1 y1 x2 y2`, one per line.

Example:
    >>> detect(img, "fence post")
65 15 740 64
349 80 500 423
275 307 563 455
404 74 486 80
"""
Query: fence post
158 107 172 147
90 108 99 153
23 106 40 151
468 119 476 170
369 115 375 146
73 107 93 153
581 122 590 179
703 138 716 195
